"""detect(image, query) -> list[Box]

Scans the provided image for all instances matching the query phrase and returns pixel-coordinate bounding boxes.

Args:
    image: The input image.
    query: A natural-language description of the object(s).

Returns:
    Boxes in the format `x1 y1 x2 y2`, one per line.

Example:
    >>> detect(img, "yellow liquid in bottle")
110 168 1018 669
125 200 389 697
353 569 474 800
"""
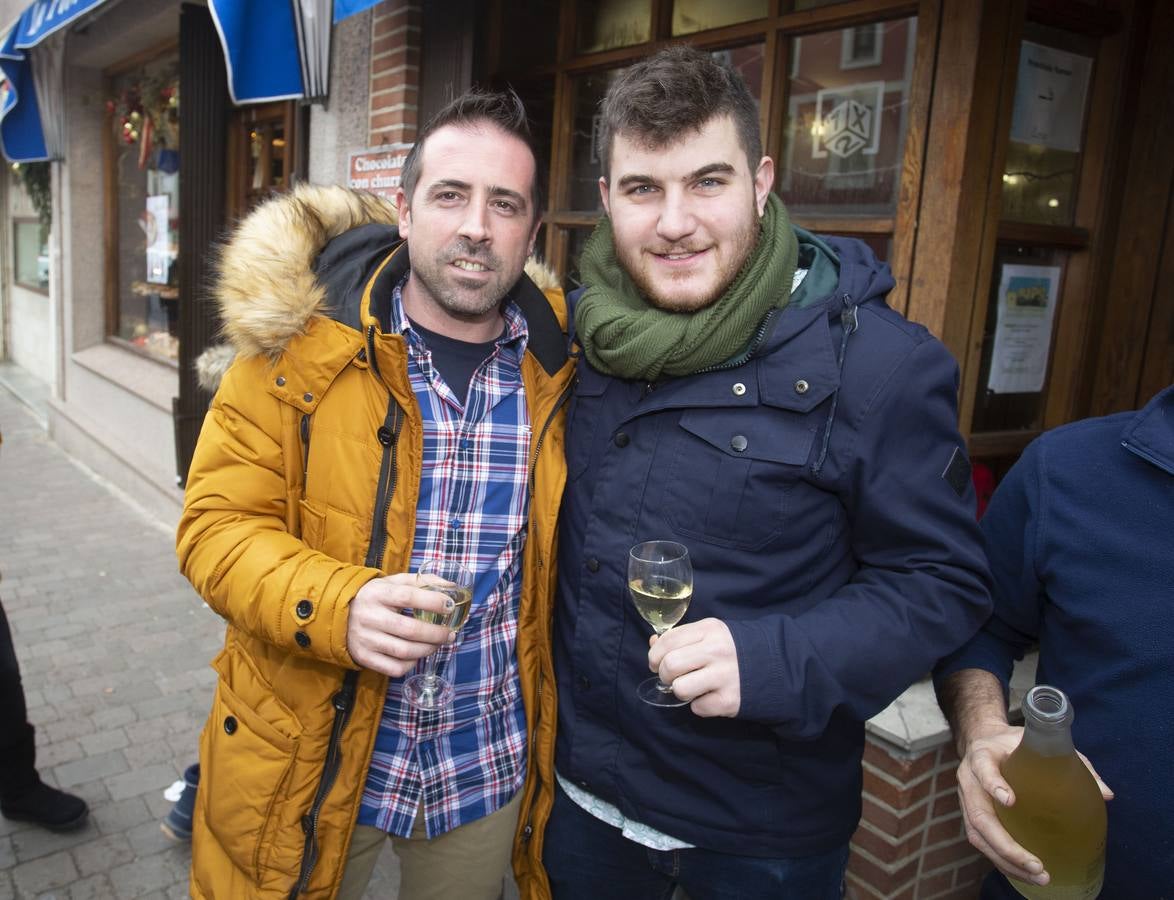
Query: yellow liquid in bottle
996 741 1106 899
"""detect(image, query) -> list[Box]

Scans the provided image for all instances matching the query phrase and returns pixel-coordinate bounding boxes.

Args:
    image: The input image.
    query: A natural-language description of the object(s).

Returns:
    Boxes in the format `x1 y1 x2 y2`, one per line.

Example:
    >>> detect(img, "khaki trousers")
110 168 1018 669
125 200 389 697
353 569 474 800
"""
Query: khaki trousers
337 790 522 900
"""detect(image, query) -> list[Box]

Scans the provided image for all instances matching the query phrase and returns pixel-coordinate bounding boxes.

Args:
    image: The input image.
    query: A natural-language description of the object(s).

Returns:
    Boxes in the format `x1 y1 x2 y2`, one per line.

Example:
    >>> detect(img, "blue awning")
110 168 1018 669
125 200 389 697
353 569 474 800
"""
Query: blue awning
1 0 108 162
208 0 305 105
334 0 382 23
1 0 360 163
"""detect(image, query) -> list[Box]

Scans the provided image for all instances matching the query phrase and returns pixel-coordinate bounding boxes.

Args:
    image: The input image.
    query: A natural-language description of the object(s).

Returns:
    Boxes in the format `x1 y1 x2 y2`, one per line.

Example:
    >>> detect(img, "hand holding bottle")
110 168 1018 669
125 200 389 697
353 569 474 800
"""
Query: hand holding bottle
956 690 1114 897
956 721 1049 886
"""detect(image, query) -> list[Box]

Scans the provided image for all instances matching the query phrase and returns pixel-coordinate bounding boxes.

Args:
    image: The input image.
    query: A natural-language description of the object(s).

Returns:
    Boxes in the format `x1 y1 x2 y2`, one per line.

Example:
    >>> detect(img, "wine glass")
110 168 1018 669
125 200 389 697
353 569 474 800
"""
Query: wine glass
628 541 693 707
403 560 474 711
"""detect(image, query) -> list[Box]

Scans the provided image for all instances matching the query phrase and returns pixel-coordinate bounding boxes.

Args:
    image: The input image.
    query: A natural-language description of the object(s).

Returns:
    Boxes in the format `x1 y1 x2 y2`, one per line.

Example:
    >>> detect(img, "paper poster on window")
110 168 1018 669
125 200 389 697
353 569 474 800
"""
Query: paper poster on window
144 194 170 285
987 264 1061 394
1009 42 1092 152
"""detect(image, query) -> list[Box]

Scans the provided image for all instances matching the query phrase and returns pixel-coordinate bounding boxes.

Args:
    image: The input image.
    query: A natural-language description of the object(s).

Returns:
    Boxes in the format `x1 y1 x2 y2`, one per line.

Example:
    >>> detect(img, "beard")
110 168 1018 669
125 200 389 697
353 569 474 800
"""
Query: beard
409 238 516 321
617 214 760 313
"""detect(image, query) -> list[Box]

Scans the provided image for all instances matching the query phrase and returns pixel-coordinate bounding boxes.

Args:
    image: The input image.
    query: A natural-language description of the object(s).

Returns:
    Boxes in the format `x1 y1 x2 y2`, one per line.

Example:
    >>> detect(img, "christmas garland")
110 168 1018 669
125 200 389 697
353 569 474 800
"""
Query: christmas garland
107 64 180 168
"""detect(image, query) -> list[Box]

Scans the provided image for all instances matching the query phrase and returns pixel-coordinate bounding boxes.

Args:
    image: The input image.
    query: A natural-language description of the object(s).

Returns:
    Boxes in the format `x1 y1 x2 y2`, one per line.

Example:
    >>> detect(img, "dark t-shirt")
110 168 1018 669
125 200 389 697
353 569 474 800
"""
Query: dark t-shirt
409 319 502 406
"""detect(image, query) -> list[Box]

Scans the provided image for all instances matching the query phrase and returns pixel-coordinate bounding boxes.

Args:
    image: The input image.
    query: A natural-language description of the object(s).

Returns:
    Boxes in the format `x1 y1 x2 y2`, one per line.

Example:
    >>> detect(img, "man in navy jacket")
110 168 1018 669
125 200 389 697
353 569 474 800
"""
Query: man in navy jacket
935 384 1174 898
540 46 993 899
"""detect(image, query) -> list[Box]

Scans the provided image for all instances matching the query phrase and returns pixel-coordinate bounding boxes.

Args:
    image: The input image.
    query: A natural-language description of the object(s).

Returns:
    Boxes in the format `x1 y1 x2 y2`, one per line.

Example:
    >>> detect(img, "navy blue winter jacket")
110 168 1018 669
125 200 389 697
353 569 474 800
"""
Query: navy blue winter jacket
553 235 993 857
936 385 1174 897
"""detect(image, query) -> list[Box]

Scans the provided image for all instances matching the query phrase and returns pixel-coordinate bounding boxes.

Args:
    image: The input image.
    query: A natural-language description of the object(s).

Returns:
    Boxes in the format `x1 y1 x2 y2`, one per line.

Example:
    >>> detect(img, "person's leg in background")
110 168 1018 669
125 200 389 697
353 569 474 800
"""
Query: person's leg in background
0 596 89 831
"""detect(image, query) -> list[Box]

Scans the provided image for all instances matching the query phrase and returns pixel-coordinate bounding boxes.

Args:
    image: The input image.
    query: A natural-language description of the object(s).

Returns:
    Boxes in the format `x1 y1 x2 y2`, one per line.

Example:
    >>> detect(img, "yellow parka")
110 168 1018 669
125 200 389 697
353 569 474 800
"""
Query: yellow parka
177 185 571 899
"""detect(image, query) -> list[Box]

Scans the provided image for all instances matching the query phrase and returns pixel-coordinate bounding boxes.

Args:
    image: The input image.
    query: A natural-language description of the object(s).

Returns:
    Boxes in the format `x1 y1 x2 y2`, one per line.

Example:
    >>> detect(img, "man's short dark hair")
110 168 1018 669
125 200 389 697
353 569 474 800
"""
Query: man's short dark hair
597 45 762 178
399 87 545 217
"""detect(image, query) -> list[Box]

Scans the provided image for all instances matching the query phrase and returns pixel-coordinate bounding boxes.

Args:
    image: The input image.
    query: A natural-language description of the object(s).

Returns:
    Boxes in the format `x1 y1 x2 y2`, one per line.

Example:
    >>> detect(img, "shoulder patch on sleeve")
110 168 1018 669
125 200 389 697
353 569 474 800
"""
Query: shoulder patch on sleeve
942 446 972 498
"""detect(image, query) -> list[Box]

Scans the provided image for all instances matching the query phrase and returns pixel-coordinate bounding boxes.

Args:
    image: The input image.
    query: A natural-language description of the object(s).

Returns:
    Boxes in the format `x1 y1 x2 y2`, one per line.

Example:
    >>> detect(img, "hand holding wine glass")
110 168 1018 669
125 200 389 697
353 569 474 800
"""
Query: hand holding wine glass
403 560 474 711
628 541 693 707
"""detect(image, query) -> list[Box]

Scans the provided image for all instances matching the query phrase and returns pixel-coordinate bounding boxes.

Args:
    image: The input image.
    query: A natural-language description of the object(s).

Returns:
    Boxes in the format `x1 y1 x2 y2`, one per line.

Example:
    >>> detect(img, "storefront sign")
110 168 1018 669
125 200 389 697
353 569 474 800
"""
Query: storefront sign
1010 42 1092 153
987 263 1061 394
348 144 412 198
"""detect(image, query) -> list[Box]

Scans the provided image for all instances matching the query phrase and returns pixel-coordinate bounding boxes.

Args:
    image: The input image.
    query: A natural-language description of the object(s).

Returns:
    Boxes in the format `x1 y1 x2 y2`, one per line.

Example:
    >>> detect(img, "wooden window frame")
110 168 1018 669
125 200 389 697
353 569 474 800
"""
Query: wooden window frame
957 1 1127 457
225 100 302 222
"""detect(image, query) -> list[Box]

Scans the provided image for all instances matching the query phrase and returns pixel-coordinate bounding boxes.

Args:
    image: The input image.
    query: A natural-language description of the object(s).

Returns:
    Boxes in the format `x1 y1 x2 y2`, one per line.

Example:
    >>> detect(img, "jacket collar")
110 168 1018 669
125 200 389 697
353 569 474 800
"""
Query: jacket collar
359 241 569 378
1121 384 1174 476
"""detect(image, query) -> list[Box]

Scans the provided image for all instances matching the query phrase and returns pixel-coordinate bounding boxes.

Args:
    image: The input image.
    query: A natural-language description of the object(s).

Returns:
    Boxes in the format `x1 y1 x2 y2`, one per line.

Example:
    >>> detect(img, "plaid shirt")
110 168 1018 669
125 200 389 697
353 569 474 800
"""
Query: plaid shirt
357 280 533 838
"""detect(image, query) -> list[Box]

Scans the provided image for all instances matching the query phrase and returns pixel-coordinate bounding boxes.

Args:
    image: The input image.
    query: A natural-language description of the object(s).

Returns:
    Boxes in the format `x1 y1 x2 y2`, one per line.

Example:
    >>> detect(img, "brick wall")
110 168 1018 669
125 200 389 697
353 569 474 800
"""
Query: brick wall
368 0 421 146
846 735 993 899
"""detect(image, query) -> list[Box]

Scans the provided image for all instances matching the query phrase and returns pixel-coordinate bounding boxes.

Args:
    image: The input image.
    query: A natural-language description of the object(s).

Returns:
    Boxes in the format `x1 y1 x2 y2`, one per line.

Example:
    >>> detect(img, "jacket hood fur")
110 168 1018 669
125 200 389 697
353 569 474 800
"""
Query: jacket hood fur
197 183 561 393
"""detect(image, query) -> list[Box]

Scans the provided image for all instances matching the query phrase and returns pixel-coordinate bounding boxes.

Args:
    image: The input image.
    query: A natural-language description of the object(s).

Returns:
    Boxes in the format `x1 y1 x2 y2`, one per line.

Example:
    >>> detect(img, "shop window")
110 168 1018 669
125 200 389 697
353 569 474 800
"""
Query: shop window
577 0 651 53
999 28 1096 226
500 1 559 70
569 67 631 212
971 244 1068 433
781 17 917 219
12 218 49 292
672 0 768 36
105 50 181 364
969 22 1099 442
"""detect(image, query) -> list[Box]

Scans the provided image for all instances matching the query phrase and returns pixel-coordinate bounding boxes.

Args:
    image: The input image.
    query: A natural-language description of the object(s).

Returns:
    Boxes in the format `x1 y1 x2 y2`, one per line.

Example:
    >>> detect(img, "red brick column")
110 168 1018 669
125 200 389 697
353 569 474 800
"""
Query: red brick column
846 735 993 899
368 0 421 146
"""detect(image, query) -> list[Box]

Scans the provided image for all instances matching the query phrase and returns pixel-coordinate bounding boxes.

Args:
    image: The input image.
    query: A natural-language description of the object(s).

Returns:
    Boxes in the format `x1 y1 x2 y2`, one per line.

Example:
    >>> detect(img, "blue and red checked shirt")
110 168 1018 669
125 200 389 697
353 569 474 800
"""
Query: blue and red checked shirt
357 279 532 838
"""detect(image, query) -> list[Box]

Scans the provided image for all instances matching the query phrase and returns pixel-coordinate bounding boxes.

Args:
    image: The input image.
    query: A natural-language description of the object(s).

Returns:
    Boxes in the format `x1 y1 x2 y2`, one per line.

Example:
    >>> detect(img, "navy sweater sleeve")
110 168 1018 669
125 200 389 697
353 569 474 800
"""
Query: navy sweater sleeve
935 438 1047 690
729 336 993 735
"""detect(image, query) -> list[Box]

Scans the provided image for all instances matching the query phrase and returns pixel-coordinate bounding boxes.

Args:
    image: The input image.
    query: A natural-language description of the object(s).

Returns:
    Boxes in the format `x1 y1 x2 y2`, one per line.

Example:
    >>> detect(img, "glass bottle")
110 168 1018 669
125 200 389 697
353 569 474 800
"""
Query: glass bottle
996 685 1107 899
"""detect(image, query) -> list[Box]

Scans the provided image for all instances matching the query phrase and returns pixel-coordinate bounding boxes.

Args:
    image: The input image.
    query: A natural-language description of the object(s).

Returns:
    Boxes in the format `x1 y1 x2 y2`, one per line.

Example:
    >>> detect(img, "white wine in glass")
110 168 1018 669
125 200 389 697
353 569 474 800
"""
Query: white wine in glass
628 541 693 707
403 560 474 711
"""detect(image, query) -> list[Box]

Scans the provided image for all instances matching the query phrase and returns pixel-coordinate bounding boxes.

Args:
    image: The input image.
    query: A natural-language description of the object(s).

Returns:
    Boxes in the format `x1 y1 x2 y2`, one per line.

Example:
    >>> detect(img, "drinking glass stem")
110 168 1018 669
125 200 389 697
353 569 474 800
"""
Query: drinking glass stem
655 627 673 693
421 650 441 691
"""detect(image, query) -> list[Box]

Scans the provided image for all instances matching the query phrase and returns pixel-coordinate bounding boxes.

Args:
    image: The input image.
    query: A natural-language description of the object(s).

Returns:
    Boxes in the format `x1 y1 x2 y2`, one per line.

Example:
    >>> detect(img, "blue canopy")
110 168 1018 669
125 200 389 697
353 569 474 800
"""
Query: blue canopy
208 0 305 105
333 0 382 23
1 0 107 162
0 0 372 162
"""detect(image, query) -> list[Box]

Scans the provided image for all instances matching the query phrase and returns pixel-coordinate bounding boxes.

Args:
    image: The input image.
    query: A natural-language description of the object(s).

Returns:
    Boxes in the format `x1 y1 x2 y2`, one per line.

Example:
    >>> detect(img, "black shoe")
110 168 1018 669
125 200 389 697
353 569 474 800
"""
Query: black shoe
0 780 89 831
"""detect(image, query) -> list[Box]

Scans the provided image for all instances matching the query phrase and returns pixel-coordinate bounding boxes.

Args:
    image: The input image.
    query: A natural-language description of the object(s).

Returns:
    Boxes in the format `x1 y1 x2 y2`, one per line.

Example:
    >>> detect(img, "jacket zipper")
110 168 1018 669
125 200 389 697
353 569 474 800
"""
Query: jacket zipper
692 308 779 375
365 399 404 569
300 414 312 497
288 671 358 899
526 379 574 503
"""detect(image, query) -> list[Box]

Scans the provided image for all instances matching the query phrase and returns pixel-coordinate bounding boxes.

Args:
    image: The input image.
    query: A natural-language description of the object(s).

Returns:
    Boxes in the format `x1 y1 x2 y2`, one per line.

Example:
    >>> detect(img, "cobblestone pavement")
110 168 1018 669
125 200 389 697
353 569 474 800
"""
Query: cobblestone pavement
0 383 413 899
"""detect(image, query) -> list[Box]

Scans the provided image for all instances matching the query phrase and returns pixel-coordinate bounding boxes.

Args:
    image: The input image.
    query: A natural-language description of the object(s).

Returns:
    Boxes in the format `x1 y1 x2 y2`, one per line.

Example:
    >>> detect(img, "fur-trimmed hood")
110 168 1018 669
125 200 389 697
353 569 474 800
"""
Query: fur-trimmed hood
196 183 561 393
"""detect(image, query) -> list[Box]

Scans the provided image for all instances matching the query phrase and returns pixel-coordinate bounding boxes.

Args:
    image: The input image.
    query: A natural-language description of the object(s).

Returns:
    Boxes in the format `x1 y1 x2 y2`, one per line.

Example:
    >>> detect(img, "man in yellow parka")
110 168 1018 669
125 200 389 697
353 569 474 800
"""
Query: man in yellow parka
177 90 572 900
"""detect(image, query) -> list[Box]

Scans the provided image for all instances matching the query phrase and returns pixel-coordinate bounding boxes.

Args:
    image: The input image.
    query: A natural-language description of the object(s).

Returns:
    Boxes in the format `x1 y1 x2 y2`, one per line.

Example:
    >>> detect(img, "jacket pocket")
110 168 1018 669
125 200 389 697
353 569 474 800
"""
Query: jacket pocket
201 647 303 884
565 367 609 480
663 408 813 550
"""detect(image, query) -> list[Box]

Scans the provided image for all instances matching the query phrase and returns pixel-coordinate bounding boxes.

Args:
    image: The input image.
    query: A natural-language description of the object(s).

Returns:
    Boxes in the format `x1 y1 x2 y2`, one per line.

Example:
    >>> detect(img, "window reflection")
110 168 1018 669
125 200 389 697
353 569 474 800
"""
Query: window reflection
999 35 1093 226
569 67 631 210
13 220 49 291
781 17 917 218
672 0 767 36
577 0 651 53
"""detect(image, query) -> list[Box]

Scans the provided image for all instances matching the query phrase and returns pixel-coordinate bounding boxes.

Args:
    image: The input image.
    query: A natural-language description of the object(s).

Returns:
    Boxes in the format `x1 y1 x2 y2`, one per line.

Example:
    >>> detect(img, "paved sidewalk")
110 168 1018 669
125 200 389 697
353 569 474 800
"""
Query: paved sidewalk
0 384 410 898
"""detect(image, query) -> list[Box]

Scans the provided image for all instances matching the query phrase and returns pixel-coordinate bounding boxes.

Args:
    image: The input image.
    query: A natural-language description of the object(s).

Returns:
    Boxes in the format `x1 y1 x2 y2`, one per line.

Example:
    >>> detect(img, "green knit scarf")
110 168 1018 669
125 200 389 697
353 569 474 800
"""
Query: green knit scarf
575 193 798 381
